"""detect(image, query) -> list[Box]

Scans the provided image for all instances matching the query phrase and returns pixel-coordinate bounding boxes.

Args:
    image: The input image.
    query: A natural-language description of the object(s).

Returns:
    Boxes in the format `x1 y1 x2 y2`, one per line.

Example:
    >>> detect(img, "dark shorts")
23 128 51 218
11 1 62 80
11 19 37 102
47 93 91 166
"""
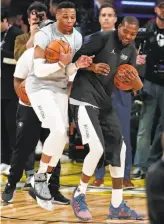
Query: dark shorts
70 104 123 167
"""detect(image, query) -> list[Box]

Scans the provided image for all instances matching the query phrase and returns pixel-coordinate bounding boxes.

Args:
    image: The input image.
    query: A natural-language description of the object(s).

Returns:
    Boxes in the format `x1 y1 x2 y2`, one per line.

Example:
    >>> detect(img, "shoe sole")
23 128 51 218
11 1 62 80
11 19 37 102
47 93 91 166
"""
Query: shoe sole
89 184 104 188
107 215 145 220
70 199 92 222
51 200 70 205
123 187 135 190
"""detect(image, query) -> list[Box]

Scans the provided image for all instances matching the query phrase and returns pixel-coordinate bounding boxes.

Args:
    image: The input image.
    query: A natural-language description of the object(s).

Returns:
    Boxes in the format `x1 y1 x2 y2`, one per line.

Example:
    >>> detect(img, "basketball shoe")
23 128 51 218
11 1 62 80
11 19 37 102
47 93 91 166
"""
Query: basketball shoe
107 201 146 219
71 187 92 221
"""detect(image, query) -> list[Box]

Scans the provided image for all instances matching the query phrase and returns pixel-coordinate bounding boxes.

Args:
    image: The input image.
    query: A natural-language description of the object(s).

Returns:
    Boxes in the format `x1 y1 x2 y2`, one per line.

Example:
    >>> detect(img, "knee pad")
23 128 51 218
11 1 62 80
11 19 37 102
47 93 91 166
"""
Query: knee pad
109 141 126 178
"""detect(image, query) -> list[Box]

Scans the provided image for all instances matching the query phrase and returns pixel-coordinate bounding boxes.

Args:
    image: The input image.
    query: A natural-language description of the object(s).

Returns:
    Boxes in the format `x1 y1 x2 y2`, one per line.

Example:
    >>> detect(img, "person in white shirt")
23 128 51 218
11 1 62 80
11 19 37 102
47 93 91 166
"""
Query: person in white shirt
25 1 93 202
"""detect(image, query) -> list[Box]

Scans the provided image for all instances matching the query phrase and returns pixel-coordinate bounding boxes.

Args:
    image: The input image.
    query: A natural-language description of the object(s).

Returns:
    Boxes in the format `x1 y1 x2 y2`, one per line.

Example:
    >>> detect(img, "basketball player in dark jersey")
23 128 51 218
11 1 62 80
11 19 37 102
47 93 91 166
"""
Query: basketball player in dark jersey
68 16 145 221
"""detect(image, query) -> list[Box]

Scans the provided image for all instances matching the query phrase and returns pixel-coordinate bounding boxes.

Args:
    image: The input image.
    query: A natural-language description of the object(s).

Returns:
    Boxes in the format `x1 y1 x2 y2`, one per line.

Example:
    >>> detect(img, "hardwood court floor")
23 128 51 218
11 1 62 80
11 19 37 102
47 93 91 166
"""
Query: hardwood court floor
1 162 149 224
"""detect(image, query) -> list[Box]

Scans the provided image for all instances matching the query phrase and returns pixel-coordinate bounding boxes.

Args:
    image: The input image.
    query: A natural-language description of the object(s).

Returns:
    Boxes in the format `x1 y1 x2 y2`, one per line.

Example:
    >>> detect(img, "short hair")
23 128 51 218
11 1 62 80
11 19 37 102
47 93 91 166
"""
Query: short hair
1 8 8 21
121 16 139 28
27 1 48 17
51 0 60 5
99 3 117 16
56 1 76 10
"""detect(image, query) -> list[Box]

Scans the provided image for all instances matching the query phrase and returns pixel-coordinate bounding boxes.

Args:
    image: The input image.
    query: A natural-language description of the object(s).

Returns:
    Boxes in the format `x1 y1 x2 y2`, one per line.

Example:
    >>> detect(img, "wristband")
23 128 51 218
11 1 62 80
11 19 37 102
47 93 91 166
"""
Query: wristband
75 61 79 69
58 61 66 68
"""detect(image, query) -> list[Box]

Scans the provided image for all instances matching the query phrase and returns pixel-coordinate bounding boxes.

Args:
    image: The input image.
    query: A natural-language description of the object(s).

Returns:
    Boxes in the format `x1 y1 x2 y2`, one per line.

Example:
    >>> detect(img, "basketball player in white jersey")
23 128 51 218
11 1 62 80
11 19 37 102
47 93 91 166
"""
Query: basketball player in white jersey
25 1 94 202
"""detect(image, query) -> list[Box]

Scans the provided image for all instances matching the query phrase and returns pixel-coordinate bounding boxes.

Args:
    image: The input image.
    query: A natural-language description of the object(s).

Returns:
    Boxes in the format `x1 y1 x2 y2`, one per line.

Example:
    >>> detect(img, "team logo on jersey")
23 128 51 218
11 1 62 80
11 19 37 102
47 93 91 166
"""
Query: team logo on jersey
111 49 115 54
156 33 164 47
38 105 45 119
120 54 128 60
83 124 90 139
18 122 23 128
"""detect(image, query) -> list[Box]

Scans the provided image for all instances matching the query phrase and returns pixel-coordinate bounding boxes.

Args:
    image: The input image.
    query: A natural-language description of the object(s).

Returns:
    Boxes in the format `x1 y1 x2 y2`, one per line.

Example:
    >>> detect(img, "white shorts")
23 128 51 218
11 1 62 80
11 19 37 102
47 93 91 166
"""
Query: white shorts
28 89 68 130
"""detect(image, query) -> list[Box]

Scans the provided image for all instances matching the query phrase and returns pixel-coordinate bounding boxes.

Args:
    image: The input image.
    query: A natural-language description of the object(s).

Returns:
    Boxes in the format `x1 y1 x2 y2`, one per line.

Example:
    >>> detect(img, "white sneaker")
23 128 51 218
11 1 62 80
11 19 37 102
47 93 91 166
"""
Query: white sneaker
36 197 54 211
35 140 43 155
0 164 10 176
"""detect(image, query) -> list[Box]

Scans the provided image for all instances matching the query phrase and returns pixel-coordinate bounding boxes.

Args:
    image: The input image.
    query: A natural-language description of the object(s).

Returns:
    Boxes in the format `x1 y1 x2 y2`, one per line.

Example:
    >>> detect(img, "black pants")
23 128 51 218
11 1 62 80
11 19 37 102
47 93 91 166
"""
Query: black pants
1 98 18 164
8 104 60 192
71 105 122 167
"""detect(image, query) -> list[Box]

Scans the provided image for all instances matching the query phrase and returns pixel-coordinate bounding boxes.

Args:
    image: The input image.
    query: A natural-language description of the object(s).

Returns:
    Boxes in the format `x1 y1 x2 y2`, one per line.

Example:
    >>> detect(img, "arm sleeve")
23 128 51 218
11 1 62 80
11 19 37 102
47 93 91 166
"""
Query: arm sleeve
128 46 137 67
34 58 63 78
13 51 30 79
14 34 28 61
72 32 105 63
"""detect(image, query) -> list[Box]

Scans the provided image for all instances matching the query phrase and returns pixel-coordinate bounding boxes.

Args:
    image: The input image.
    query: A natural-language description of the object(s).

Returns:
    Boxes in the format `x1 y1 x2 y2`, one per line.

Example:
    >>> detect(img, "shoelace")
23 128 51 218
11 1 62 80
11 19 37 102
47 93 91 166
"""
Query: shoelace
122 201 135 214
76 194 88 211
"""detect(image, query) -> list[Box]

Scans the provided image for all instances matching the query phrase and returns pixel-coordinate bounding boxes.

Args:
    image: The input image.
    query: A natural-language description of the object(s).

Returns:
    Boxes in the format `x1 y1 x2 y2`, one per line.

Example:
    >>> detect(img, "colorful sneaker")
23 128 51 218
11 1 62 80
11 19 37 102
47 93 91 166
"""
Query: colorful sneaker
71 188 92 221
107 201 146 220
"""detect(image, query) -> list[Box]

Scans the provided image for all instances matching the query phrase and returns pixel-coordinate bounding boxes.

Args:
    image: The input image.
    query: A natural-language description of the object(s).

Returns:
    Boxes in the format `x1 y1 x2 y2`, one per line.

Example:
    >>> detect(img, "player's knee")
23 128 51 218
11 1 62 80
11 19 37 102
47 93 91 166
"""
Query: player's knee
47 116 66 135
109 141 126 178
109 166 124 178
89 139 104 159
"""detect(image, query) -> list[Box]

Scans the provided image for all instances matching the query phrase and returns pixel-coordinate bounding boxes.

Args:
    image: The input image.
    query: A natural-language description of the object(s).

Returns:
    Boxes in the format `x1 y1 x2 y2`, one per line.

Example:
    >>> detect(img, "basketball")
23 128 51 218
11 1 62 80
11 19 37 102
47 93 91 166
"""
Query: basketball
18 80 31 105
45 39 70 63
114 64 143 91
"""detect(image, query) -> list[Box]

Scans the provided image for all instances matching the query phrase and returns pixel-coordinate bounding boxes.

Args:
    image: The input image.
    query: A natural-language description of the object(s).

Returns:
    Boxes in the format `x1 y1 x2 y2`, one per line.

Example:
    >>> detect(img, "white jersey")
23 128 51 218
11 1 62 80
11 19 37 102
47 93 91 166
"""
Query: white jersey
26 22 82 95
13 48 34 107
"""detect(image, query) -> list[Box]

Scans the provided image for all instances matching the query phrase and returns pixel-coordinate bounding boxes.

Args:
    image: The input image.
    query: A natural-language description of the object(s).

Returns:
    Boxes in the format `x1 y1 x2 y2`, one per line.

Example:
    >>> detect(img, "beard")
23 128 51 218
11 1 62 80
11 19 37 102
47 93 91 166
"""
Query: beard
157 13 164 21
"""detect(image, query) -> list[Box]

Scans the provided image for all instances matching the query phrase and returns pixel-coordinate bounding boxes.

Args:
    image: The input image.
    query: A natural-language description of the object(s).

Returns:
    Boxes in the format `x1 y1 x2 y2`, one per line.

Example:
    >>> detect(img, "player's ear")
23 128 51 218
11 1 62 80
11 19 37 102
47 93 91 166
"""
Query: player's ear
56 10 60 20
114 16 117 24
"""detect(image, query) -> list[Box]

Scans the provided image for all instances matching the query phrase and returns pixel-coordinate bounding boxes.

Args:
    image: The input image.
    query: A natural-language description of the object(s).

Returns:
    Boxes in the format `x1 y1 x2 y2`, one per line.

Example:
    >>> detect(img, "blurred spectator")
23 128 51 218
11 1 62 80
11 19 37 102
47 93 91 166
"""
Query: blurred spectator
0 8 23 174
14 1 48 60
132 1 164 179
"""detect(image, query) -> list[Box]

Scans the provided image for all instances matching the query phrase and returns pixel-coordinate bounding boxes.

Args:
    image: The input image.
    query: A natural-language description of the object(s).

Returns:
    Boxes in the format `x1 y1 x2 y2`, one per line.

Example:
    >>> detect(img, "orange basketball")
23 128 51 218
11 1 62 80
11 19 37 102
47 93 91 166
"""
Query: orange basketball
45 39 70 63
18 80 31 105
114 64 143 91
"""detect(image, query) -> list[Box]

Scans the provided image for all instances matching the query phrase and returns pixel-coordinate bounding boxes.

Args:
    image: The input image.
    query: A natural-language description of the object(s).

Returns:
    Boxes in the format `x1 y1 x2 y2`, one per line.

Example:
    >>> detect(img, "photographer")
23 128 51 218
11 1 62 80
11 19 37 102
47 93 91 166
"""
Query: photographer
14 1 47 60
132 0 164 179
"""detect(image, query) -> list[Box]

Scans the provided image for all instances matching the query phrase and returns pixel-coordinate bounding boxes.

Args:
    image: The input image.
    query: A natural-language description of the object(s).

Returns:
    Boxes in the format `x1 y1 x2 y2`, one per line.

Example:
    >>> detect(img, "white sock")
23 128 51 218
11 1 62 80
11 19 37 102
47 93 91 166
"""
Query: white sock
38 161 48 174
47 173 52 183
74 180 88 198
111 189 123 208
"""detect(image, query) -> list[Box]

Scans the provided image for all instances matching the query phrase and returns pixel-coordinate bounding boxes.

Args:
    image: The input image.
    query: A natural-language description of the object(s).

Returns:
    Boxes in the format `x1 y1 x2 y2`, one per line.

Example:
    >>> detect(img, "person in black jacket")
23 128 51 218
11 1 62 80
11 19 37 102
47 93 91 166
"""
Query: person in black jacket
1 8 23 174
132 0 164 179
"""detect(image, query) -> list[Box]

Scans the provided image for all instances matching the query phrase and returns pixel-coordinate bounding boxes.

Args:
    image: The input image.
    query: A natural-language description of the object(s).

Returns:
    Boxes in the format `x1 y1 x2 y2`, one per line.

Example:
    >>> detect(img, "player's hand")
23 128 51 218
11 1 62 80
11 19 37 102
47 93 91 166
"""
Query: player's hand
91 63 110 76
59 46 73 65
121 68 138 82
136 55 146 65
30 24 39 36
76 55 95 68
